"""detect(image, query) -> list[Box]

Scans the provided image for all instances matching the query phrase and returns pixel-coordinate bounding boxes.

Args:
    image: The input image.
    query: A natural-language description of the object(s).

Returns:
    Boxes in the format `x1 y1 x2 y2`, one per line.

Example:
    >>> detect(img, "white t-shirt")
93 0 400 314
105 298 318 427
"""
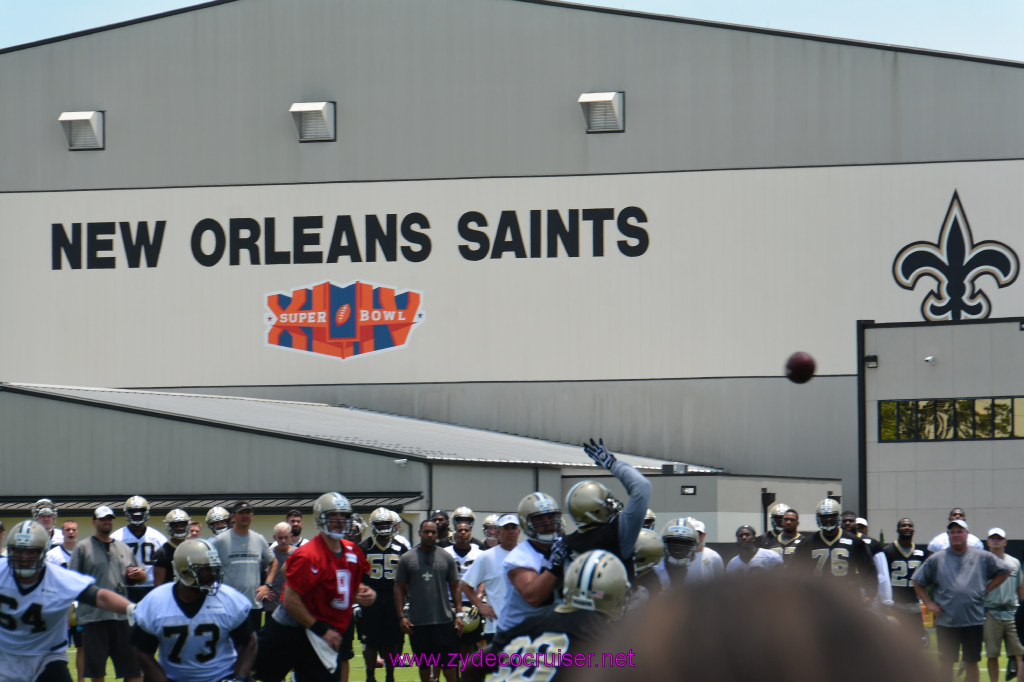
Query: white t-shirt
111 525 168 586
727 549 784 573
133 582 251 682
0 558 94 655
461 544 512 634
927 531 984 553
686 547 725 582
499 541 560 631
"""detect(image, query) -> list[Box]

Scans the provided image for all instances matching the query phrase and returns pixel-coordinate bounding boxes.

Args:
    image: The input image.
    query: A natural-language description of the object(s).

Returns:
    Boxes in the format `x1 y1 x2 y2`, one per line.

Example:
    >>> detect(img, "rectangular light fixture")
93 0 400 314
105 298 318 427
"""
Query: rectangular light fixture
578 91 624 133
59 111 104 150
289 101 335 142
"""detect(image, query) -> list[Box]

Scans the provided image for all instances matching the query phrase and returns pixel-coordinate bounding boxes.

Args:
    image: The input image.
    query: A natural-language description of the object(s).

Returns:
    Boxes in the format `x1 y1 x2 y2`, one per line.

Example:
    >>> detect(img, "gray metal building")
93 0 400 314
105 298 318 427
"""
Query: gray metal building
3 0 1024 518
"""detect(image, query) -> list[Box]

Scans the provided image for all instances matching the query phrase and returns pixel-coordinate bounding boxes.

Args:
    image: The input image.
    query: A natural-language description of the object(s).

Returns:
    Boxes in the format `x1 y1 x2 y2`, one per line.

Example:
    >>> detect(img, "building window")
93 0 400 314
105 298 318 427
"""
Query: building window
879 396 1021 441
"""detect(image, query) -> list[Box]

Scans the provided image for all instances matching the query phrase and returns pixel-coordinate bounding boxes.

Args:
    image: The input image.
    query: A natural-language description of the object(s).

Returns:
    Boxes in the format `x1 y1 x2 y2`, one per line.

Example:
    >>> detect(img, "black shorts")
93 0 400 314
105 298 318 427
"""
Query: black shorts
81 620 141 678
937 624 984 664
340 619 356 661
68 625 82 647
256 618 347 682
359 604 404 646
458 623 484 647
409 622 459 668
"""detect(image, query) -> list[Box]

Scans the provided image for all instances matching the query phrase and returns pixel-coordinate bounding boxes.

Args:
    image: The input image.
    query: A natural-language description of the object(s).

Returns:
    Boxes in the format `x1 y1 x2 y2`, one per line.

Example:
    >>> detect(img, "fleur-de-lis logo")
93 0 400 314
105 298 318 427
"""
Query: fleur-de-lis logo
893 192 1018 321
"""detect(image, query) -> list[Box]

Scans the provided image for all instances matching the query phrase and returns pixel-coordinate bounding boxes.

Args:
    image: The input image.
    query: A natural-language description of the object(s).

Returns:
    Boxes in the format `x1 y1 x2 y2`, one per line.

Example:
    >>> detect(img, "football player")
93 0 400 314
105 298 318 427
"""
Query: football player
560 438 652 578
131 538 256 682
205 506 230 537
628 527 665 609
654 518 699 589
390 510 412 551
481 514 501 549
499 492 564 632
31 498 64 548
446 521 485 653
111 495 168 600
430 510 454 548
468 550 631 682
727 525 783 573
756 501 790 549
643 508 657 530
255 492 375 682
151 508 191 586
790 499 879 601
760 508 807 561
359 507 407 682
0 520 135 681
682 517 724 582
882 518 928 646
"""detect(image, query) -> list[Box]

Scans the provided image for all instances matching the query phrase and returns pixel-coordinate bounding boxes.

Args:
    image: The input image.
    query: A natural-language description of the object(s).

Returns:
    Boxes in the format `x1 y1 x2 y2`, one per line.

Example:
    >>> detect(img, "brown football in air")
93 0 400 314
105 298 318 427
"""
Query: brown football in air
785 351 816 384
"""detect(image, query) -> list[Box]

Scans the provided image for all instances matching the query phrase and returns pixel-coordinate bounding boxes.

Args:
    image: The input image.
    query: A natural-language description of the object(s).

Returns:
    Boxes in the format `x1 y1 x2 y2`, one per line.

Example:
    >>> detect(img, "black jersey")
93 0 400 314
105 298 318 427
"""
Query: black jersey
486 608 612 680
760 531 808 562
789 530 877 591
564 517 635 578
860 535 885 555
881 542 925 608
358 537 407 607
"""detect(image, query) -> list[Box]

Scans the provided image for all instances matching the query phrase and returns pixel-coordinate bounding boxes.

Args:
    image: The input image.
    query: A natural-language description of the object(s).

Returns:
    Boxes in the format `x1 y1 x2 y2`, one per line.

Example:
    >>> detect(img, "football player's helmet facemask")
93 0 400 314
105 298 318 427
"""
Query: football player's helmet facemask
173 539 224 595
517 492 563 544
633 528 665 575
347 514 365 542
164 509 192 540
482 514 500 539
370 507 395 548
643 508 656 530
31 498 58 521
563 550 631 620
6 521 49 580
205 506 230 535
566 480 623 528
767 502 791 534
124 496 151 526
662 519 699 567
816 498 842 532
314 492 354 541
452 506 475 528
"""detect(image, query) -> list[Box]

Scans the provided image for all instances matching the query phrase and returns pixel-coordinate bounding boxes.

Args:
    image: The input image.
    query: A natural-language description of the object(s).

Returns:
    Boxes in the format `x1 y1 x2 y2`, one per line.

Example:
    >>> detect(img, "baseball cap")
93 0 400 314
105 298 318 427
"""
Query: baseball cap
947 519 968 530
687 519 706 533
497 513 519 526
231 500 253 513
94 505 116 519
988 527 1007 539
855 517 868 527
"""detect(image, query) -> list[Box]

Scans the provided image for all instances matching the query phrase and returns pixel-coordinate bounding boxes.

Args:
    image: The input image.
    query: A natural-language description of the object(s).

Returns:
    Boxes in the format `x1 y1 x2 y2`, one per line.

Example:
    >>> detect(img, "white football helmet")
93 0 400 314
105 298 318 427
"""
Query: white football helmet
173 539 224 595
124 496 151 526
633 528 665 575
313 492 354 540
370 507 395 549
662 518 699 567
6 521 50 579
565 480 622 528
205 506 230 535
816 498 842 532
563 550 631 620
517 492 562 544
768 502 791 534
164 509 192 540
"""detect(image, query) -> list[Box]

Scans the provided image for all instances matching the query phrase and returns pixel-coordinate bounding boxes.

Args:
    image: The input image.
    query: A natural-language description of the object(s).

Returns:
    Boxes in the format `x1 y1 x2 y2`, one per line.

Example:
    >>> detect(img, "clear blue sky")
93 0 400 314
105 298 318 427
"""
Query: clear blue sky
1 0 1022 62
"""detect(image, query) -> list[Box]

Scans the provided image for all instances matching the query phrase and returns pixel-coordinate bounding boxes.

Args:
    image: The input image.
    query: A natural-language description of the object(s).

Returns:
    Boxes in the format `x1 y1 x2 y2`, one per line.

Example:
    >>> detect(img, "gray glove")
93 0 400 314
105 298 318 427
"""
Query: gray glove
583 438 616 470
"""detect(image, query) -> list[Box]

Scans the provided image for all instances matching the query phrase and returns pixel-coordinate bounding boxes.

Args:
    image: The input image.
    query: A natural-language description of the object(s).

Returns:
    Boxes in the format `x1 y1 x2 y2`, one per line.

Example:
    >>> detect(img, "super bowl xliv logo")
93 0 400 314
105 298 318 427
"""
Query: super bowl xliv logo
892 192 1019 321
265 280 424 359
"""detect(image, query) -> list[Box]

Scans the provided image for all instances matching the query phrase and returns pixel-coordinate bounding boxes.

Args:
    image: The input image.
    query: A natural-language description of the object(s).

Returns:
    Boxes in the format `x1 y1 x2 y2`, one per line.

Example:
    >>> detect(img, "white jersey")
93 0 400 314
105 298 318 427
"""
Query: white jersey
461 544 512 634
395 534 412 551
445 544 483 603
111 525 168 585
47 528 64 549
727 549 785 573
133 582 251 682
686 548 725 582
0 559 94 655
499 541 561 631
927 531 984 553
45 545 74 568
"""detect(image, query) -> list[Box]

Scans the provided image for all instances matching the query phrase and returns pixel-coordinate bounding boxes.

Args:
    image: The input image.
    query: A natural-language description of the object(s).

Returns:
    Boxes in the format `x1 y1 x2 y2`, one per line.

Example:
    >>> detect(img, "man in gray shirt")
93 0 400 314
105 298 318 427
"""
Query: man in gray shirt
210 500 277 629
913 518 1011 682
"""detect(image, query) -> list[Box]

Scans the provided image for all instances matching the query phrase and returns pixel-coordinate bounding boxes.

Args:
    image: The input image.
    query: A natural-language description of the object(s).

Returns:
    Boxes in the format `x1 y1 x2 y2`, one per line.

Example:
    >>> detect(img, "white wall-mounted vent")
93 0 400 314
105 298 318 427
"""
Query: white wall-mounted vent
289 101 335 142
578 92 624 133
58 111 104 150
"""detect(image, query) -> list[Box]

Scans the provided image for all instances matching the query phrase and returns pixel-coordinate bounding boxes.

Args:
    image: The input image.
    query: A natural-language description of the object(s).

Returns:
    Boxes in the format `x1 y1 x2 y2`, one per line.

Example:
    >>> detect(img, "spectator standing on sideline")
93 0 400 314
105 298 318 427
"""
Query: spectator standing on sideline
460 514 520 644
913 518 1011 682
69 505 146 682
210 500 277 629
281 509 308 549
394 520 462 682
983 527 1024 682
187 521 202 538
267 522 296 615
